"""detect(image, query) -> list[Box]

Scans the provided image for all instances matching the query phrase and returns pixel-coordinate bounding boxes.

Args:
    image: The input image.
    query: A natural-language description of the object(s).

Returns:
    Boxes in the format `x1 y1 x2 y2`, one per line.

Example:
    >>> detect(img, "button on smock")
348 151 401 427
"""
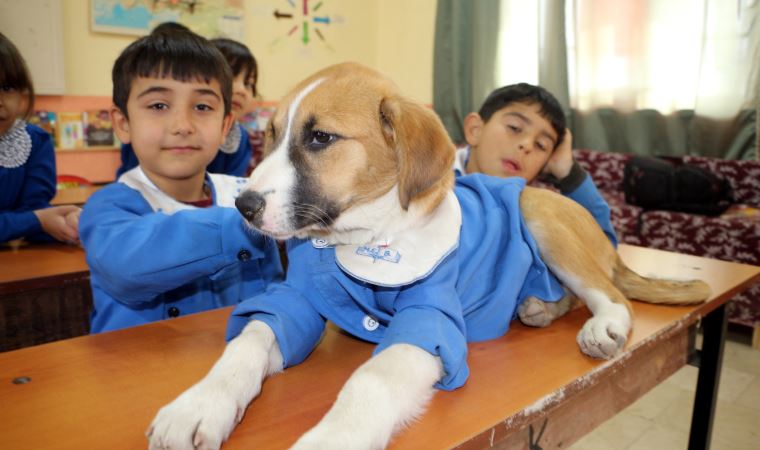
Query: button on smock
362 315 379 331
237 249 252 261
168 306 180 318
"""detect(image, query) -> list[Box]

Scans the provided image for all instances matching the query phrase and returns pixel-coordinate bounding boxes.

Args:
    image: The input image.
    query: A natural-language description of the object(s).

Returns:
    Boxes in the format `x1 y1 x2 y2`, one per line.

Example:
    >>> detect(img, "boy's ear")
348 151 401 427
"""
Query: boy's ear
221 113 235 145
111 106 131 144
463 112 484 147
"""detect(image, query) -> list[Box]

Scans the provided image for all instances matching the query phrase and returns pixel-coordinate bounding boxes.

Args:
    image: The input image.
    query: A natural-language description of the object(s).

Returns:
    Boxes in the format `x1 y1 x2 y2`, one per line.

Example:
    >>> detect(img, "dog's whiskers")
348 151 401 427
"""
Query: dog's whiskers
292 203 331 229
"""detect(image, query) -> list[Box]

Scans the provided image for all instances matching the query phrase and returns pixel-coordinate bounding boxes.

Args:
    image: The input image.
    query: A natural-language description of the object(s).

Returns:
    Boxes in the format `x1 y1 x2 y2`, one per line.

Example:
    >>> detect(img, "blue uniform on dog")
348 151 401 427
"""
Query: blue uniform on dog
227 174 569 390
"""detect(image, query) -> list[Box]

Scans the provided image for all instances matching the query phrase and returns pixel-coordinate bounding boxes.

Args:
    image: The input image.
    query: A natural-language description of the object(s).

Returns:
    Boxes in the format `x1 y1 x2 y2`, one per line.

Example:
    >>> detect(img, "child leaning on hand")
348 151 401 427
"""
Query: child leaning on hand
455 83 618 326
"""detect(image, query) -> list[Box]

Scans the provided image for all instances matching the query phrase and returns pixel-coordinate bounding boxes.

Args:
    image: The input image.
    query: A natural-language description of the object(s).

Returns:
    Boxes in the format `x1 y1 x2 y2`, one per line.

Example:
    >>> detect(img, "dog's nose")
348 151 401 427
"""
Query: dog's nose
235 190 266 222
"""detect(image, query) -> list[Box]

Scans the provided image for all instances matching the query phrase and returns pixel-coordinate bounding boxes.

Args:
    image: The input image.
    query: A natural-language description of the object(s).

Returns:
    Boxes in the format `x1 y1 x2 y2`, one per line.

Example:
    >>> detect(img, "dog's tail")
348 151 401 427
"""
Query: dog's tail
613 256 711 305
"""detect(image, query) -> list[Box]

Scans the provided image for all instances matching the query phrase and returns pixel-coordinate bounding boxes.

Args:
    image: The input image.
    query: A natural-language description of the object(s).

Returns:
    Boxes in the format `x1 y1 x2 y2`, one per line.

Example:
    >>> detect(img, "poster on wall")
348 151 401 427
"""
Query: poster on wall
90 0 244 39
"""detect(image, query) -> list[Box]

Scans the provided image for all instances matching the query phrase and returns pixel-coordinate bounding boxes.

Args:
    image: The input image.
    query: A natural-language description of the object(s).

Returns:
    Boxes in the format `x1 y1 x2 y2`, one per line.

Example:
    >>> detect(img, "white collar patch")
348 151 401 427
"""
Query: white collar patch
118 166 245 213
332 191 462 287
0 120 32 168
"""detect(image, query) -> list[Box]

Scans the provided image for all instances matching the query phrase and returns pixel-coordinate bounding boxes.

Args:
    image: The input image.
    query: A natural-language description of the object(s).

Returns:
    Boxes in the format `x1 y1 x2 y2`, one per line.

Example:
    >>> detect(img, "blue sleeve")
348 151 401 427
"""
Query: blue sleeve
115 143 139 178
0 126 56 242
226 281 326 367
373 251 469 391
564 174 618 247
79 184 273 305
225 125 253 176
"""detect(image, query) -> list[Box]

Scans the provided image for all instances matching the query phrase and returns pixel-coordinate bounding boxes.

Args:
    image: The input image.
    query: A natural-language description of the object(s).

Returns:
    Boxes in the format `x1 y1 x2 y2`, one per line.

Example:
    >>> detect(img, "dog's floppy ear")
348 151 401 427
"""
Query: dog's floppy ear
380 97 455 210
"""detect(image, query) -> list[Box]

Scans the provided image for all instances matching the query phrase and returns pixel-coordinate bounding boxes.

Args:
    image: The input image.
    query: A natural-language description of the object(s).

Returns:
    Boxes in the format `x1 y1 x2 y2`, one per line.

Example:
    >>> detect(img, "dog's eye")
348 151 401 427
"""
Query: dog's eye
308 130 335 149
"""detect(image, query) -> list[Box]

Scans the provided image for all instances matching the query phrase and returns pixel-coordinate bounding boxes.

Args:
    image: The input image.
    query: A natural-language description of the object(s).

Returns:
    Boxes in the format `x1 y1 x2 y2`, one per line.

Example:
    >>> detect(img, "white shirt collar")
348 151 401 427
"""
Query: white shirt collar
453 145 470 176
118 166 246 213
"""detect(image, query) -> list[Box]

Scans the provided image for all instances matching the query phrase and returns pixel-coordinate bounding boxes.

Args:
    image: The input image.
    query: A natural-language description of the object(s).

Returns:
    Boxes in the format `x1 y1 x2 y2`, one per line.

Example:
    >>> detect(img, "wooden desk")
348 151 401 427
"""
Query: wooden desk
0 244 92 351
0 245 758 450
51 185 102 206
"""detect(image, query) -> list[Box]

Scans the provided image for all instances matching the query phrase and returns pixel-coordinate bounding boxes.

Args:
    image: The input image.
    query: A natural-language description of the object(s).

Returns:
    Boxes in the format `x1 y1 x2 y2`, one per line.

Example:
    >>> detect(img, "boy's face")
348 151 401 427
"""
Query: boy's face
112 76 233 183
231 71 255 120
464 102 558 182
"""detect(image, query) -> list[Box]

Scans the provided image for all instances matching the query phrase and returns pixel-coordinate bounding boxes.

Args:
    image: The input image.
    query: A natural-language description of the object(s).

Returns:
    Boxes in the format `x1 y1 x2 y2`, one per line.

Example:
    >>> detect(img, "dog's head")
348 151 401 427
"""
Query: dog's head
236 62 455 242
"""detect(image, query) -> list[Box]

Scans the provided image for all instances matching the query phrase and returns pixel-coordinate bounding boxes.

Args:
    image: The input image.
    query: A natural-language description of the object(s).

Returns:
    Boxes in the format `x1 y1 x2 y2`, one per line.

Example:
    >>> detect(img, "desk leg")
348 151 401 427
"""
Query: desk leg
688 304 727 450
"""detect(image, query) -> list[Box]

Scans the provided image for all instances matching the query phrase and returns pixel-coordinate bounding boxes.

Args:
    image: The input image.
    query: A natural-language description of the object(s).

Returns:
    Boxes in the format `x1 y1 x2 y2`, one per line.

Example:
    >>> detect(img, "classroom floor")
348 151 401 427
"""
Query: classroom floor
570 329 760 450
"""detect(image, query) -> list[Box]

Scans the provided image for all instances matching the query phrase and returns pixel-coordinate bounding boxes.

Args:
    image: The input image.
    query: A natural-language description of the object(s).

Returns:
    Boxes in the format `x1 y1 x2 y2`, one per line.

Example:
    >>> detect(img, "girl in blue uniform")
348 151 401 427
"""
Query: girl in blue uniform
115 28 256 178
79 27 282 333
0 32 80 244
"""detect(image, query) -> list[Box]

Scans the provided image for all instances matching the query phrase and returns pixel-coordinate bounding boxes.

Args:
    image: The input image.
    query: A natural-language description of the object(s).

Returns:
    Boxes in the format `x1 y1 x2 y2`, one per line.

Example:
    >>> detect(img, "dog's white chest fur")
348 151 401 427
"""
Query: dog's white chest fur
332 191 462 287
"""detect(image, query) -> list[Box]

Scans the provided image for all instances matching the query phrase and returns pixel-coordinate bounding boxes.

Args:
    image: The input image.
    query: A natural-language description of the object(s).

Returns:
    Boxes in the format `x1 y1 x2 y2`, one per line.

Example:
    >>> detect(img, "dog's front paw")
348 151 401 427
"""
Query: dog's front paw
576 305 630 359
147 381 244 450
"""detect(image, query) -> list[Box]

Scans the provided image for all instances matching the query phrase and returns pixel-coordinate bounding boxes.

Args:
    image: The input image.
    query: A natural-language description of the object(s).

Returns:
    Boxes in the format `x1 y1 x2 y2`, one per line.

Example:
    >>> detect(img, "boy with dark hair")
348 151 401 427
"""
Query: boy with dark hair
80 28 282 333
115 25 255 178
456 83 617 326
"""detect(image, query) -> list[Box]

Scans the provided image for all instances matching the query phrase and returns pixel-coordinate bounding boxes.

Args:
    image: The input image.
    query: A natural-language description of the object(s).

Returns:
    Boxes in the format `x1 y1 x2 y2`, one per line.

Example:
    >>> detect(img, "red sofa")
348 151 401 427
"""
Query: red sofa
573 149 760 342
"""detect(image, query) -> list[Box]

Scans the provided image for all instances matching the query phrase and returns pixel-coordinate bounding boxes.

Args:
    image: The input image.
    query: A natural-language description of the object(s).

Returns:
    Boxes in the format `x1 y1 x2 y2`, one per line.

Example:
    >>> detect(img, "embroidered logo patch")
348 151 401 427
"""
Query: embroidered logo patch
356 245 401 263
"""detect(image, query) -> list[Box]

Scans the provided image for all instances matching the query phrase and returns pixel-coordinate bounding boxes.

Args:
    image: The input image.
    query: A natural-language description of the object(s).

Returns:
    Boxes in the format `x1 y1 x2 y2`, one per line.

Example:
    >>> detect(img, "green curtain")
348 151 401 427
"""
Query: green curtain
570 109 757 160
433 0 501 144
538 0 570 117
433 0 757 159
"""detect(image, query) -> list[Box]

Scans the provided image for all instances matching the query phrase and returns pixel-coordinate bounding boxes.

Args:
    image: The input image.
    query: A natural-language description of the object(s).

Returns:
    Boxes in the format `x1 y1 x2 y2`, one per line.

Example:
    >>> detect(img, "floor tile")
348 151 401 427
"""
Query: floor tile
734 375 760 412
627 423 689 450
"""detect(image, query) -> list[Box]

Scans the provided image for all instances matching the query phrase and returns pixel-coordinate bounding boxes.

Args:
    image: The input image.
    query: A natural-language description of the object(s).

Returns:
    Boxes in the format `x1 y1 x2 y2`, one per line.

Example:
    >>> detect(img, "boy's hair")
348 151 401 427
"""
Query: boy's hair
0 33 35 120
112 28 232 118
479 83 566 148
151 21 191 35
210 38 258 97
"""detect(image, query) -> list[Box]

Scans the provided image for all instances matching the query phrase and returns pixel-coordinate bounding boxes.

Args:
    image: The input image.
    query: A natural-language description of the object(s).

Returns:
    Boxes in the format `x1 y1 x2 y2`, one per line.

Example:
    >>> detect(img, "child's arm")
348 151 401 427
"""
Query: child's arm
543 130 618 246
0 128 78 243
79 184 274 305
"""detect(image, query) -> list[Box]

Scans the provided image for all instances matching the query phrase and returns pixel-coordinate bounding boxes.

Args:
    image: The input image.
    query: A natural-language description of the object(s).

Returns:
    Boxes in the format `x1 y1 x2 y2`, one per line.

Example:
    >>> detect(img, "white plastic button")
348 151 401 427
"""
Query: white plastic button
362 315 379 331
312 238 329 248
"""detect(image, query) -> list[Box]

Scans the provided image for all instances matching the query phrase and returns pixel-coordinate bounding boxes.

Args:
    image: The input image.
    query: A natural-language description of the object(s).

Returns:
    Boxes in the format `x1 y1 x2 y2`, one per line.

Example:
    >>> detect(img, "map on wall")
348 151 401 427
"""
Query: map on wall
91 0 244 39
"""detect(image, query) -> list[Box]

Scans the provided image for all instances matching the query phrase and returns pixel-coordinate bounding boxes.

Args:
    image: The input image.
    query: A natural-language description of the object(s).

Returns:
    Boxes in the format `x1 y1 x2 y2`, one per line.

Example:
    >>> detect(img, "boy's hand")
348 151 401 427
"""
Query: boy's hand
64 208 81 233
34 205 81 244
543 128 574 180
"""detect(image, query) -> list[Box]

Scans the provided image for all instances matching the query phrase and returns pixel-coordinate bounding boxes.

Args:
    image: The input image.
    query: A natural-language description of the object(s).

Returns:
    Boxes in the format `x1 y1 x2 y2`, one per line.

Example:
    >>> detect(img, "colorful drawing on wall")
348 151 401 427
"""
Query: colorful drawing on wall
269 0 341 51
91 0 244 39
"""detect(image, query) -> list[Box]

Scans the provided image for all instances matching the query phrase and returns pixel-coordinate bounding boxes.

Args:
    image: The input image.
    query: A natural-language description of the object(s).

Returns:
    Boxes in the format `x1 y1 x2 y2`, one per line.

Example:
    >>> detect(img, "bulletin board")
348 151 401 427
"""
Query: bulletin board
0 0 66 95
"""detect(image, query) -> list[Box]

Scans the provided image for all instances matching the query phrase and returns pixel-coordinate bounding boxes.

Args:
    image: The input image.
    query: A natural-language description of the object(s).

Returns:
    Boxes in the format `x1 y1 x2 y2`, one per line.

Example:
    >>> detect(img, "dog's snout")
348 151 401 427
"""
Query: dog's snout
235 191 266 222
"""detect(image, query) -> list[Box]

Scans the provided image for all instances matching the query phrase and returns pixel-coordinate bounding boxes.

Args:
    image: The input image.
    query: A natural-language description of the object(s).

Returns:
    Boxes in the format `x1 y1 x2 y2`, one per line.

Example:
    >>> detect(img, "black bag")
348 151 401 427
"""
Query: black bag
623 155 733 216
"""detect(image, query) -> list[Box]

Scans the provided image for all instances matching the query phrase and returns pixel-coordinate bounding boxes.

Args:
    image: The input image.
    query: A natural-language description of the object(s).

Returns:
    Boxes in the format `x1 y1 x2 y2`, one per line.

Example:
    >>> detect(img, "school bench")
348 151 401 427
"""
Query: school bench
0 244 757 449
0 244 92 352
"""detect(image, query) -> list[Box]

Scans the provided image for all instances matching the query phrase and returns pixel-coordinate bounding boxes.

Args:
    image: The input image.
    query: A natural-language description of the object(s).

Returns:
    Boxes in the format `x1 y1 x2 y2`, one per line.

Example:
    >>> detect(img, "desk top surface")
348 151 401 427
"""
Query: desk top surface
0 244 88 294
1 245 758 450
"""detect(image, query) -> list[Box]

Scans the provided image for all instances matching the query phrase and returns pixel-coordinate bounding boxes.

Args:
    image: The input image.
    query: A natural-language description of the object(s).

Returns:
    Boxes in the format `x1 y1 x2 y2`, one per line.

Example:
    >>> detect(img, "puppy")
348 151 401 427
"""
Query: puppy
147 63 710 450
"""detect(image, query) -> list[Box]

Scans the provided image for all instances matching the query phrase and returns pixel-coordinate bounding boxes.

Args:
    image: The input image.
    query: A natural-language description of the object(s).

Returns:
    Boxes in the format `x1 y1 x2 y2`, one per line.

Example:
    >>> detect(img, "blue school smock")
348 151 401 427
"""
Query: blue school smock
0 121 56 243
115 123 252 178
226 174 566 391
80 169 283 333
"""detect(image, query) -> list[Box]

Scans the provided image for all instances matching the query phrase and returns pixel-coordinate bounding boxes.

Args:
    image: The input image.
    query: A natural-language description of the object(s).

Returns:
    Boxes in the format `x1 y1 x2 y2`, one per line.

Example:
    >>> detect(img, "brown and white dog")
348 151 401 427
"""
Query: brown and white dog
147 63 711 450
